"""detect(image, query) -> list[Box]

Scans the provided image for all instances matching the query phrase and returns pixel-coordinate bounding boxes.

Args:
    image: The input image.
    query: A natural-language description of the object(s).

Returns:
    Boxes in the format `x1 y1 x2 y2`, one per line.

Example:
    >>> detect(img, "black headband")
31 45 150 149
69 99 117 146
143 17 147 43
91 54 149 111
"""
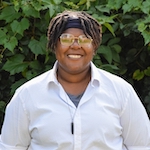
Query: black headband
64 18 83 31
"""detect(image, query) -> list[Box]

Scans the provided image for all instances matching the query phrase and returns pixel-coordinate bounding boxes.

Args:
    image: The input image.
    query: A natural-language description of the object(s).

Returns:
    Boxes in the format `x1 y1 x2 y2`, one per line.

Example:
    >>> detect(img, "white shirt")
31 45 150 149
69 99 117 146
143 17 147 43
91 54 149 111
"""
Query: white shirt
0 61 150 150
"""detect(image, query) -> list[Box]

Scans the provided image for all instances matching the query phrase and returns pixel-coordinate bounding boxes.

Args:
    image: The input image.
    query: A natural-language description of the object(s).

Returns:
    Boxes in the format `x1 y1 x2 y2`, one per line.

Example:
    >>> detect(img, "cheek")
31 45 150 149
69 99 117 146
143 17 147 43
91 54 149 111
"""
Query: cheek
55 42 69 60
55 42 68 53
83 44 95 55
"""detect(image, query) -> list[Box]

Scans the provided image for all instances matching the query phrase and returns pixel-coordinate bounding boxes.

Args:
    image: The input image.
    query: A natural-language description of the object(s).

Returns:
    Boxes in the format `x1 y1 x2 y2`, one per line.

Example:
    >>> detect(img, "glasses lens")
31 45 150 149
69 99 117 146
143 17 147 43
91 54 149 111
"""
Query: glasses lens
60 34 74 46
78 35 92 46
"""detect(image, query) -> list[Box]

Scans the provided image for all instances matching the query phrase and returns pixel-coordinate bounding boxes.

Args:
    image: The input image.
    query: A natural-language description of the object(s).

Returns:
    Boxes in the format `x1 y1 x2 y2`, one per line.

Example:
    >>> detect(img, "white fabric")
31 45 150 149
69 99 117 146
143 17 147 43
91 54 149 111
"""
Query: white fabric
0 61 150 150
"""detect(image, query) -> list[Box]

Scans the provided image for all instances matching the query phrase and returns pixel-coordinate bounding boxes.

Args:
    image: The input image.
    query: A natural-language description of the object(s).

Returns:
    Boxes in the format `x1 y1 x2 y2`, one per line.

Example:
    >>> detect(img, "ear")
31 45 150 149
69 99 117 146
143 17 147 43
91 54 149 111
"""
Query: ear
92 44 97 56
53 45 57 54
93 50 97 56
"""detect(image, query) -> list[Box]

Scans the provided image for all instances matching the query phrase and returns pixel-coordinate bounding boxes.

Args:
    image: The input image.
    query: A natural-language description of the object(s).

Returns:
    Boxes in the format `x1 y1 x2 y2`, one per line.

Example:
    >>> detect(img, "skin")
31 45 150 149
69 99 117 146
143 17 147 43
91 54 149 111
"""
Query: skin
55 28 96 95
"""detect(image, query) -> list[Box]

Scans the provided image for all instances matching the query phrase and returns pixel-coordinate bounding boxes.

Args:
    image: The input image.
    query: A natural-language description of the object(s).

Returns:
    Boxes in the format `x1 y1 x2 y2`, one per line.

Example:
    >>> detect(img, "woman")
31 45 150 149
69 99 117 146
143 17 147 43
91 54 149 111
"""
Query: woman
0 10 150 150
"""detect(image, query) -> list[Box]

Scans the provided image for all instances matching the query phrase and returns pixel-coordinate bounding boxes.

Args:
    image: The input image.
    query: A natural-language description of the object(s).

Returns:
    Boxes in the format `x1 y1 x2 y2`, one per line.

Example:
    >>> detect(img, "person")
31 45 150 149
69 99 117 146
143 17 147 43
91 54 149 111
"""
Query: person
0 10 150 150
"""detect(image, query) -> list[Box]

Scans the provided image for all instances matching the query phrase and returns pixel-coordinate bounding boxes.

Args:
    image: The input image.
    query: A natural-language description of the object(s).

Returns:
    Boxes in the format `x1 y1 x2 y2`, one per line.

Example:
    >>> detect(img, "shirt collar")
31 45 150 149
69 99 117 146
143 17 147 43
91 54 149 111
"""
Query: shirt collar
48 61 100 87
47 61 59 85
90 61 100 87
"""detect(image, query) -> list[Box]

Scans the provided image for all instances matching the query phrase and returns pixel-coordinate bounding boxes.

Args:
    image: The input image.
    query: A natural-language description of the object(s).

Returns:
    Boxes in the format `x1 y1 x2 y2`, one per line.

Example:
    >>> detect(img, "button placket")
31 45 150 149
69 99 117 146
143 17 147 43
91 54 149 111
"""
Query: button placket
73 109 81 150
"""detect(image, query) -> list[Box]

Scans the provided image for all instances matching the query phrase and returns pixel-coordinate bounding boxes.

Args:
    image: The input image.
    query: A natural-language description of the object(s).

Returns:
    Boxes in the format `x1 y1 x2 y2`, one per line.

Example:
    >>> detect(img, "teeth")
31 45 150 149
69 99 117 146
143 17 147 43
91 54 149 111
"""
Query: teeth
68 55 81 58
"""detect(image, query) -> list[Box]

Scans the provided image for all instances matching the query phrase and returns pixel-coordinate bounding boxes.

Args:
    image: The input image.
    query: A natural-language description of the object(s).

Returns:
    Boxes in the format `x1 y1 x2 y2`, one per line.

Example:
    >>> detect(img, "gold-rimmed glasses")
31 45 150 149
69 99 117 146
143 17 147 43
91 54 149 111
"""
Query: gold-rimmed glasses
59 33 93 47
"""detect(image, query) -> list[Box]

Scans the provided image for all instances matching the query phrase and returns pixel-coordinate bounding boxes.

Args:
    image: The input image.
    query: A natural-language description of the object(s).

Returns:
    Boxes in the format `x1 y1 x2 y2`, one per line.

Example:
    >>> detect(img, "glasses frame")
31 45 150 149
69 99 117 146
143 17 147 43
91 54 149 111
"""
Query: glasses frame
59 33 93 47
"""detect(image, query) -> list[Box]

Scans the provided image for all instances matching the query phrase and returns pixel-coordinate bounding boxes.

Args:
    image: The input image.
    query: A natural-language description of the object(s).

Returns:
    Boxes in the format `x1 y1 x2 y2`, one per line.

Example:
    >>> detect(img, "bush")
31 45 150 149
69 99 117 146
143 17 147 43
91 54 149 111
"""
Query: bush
0 0 150 129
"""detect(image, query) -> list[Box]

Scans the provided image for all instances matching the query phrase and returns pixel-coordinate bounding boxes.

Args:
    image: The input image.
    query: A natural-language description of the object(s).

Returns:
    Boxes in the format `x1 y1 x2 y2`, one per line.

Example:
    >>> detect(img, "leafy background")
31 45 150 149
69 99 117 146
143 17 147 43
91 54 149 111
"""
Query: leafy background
0 0 150 130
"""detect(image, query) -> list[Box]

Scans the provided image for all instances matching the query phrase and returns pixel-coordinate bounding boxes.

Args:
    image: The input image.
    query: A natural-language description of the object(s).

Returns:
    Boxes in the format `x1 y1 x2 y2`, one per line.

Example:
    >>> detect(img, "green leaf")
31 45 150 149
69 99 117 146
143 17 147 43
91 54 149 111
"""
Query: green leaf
93 14 116 24
144 67 150 76
122 4 132 14
141 1 150 14
29 60 42 70
29 39 42 55
28 36 46 55
30 1 43 11
48 4 56 18
4 37 18 52
103 22 115 37
107 0 123 10
22 4 40 18
93 55 102 68
41 0 53 4
100 64 119 74
23 70 38 80
21 18 30 31
97 45 112 64
64 2 79 9
78 0 87 5
0 101 6 113
2 54 28 75
138 22 147 32
95 5 110 13
141 30 150 45
111 49 120 63
107 38 120 46
133 69 144 81
122 0 142 13
111 44 122 53
13 0 20 12
40 36 47 49
86 0 93 9
0 6 20 23
0 28 7 45
11 18 30 36
52 0 62 4
10 20 19 34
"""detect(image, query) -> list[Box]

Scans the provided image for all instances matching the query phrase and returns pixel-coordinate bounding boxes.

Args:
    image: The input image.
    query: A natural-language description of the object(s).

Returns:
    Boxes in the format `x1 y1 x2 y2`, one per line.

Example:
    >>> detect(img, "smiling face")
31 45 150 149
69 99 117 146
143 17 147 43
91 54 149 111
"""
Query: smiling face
55 28 95 75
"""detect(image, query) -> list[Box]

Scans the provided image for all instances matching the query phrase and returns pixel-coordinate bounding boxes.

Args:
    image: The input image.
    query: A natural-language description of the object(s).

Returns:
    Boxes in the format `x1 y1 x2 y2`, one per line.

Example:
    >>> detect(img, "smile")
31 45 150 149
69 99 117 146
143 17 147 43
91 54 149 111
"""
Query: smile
68 54 82 58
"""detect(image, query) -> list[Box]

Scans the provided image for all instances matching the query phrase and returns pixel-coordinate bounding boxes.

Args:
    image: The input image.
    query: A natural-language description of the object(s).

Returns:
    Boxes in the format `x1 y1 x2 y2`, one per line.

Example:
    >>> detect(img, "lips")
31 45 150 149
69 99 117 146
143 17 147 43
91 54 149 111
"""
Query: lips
67 54 82 58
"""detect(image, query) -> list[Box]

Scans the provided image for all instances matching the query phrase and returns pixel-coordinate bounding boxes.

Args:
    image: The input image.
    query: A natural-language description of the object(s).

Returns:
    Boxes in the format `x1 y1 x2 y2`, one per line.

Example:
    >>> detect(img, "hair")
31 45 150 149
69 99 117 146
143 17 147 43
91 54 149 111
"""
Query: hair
47 10 102 52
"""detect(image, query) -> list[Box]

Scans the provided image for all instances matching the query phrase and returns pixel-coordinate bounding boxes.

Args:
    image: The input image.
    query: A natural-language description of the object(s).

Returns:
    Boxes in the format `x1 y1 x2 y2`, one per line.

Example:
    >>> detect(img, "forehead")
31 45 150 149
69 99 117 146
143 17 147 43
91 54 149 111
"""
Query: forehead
62 28 84 36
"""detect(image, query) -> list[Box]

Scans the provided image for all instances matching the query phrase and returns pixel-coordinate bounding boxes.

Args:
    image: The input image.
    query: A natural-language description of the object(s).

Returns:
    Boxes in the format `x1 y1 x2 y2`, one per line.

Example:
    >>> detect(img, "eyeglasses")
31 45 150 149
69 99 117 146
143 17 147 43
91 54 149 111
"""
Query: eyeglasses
59 33 93 47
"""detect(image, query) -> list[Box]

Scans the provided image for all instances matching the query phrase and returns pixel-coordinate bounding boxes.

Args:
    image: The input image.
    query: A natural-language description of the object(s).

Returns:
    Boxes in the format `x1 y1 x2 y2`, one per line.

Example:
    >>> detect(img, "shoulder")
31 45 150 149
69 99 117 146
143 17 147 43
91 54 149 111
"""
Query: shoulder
99 68 127 83
99 68 132 89
91 62 131 88
91 64 134 99
16 69 53 94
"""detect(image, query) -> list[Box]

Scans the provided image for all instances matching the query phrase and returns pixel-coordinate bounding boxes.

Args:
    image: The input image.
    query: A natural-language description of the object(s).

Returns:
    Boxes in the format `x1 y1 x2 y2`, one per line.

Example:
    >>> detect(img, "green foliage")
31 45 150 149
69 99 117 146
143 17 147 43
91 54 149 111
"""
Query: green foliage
0 0 150 129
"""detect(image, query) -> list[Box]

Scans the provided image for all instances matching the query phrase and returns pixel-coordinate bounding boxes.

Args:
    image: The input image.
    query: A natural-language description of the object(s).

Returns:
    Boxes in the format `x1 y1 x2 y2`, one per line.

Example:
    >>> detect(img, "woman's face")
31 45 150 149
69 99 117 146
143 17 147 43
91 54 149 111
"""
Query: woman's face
55 28 95 75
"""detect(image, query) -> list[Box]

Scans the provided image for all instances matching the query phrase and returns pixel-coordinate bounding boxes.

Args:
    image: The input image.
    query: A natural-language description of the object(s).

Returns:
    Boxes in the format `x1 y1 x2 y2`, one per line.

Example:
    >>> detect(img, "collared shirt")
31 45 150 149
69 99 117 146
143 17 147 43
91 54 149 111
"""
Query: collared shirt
0 61 150 150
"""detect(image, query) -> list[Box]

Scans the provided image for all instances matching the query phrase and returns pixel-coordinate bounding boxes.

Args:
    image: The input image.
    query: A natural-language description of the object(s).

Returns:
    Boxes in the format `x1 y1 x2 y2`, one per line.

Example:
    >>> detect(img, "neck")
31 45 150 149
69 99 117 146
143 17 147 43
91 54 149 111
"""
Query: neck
57 66 91 84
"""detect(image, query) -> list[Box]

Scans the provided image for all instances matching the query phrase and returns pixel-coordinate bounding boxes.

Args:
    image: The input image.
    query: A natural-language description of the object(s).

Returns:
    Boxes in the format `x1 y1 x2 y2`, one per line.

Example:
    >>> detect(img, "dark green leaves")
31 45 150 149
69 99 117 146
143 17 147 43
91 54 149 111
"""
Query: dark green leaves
4 37 18 52
22 4 40 18
28 36 47 55
133 67 150 81
2 54 28 75
11 18 30 36
0 6 20 23
97 45 112 64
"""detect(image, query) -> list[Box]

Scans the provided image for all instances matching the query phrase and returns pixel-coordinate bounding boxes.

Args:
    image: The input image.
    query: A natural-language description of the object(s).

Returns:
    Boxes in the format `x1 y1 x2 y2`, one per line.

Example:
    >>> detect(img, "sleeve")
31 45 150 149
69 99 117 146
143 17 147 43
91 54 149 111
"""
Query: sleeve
120 85 150 150
0 89 31 150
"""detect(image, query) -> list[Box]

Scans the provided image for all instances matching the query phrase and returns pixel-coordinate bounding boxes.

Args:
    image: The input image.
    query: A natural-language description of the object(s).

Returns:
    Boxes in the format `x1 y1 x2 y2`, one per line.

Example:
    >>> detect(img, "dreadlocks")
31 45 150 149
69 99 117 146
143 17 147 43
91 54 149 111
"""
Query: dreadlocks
47 10 102 52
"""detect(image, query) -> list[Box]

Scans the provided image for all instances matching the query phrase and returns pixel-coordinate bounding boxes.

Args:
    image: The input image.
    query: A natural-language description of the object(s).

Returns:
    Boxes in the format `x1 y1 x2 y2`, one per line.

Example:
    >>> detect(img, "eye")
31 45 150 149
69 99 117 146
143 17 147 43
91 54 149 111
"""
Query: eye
61 38 73 43
80 38 91 43
60 33 74 46
79 35 92 44
60 33 73 39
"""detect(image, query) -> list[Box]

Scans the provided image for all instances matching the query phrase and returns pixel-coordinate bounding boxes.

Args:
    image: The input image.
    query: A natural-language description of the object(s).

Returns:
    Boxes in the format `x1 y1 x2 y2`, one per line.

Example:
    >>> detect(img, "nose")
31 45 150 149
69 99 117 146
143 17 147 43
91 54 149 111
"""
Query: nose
70 39 81 49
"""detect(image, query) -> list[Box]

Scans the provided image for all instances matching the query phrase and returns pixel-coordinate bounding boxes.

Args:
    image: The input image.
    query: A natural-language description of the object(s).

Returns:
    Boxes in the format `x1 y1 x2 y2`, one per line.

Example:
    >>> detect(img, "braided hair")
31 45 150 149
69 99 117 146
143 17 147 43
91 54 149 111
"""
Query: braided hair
47 10 102 52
